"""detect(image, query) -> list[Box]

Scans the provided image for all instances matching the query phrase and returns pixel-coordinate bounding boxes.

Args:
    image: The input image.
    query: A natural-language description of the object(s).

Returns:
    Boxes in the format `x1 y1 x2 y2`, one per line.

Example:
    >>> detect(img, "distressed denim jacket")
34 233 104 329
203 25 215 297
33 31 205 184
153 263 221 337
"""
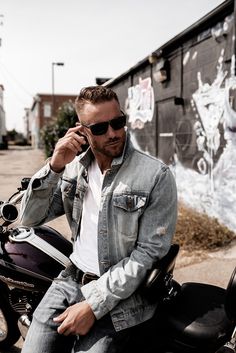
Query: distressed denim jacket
20 133 177 331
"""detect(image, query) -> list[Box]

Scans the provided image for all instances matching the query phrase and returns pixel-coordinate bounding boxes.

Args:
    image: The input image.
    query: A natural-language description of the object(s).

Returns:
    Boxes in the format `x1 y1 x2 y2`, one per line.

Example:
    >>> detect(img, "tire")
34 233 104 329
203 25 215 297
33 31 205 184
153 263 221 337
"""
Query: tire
0 293 21 349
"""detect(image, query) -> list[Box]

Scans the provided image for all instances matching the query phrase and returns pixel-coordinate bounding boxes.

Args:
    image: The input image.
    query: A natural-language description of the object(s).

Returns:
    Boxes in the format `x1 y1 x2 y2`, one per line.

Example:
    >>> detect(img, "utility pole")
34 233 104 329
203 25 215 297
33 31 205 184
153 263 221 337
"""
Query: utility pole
51 62 64 117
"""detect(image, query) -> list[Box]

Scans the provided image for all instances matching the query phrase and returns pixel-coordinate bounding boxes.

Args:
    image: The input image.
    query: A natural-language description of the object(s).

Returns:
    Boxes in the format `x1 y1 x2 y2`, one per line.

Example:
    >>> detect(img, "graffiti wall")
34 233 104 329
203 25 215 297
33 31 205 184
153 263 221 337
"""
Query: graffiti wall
176 50 236 232
109 7 236 232
125 77 154 129
126 58 236 232
125 75 157 155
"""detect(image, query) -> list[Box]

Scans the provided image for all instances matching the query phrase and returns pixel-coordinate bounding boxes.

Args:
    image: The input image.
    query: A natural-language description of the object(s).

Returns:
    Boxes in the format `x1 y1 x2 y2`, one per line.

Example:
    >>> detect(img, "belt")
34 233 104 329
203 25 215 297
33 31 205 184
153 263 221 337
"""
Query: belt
64 263 99 285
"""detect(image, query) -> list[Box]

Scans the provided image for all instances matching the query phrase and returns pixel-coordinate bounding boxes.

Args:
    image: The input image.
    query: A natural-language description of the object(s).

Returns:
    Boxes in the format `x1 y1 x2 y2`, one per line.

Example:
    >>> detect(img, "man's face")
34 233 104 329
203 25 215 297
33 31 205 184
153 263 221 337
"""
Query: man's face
79 99 126 159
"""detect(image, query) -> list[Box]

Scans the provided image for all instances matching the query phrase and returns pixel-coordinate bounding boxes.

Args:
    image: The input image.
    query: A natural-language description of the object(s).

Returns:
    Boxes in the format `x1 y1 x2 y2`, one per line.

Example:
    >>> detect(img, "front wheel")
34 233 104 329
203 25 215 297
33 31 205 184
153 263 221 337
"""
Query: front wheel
0 293 21 349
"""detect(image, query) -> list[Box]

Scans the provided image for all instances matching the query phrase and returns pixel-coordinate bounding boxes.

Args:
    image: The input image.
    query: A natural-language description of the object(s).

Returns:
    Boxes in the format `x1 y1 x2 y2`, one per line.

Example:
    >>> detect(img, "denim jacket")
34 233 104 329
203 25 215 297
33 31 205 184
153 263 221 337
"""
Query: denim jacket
20 133 177 331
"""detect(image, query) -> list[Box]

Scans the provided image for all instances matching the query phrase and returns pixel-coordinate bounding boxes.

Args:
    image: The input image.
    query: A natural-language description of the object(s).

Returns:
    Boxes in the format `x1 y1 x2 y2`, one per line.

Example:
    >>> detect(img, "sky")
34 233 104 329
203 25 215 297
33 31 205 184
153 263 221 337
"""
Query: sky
0 0 225 133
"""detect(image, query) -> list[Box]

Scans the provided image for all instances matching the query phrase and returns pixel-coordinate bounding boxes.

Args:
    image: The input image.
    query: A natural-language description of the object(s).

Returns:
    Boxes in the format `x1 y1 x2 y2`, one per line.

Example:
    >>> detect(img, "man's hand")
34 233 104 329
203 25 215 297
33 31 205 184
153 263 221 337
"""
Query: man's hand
50 125 87 173
53 301 96 336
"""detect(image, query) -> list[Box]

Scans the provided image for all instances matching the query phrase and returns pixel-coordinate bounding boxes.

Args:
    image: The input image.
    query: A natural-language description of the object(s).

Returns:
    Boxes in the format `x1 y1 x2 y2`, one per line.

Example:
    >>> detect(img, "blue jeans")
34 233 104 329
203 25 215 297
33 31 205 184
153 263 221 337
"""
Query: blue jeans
21 271 132 353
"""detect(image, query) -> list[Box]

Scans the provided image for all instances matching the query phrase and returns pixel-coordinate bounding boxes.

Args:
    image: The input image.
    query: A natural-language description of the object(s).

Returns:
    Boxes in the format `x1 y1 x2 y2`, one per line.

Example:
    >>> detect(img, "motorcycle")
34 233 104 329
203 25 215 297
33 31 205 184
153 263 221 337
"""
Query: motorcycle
126 242 236 353
0 179 235 353
0 178 73 349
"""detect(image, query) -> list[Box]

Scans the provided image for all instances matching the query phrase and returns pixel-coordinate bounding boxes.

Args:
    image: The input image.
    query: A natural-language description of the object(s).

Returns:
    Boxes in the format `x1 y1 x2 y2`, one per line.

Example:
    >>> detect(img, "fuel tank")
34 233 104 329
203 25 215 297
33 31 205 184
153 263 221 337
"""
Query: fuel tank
0 225 73 291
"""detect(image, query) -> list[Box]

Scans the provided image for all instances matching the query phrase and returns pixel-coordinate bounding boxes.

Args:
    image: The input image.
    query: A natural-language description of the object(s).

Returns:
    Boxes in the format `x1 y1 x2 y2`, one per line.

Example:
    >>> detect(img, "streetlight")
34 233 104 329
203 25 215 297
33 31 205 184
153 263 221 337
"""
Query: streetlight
51 62 64 116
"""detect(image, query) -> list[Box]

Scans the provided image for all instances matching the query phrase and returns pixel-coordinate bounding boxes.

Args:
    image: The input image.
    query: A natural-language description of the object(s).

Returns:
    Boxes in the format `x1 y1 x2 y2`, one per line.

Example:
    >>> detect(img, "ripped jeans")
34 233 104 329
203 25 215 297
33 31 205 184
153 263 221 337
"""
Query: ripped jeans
21 270 132 353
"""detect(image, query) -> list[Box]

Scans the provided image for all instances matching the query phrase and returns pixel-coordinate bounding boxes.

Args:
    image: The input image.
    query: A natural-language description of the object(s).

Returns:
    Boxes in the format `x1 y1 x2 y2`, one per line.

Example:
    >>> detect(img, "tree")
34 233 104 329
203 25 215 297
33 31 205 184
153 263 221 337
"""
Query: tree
7 129 18 142
41 101 78 158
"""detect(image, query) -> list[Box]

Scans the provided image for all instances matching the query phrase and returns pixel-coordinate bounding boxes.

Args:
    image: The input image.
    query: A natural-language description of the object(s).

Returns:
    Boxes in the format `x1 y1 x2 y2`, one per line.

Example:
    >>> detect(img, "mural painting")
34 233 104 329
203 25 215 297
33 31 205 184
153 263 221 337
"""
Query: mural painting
125 77 154 129
176 52 236 232
124 51 236 232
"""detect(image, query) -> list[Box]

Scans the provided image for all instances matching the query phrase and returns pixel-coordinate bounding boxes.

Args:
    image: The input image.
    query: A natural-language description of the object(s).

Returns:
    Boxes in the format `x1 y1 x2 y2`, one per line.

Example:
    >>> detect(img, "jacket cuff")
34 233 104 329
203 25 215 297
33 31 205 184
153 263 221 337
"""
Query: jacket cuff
81 280 111 320
31 163 63 189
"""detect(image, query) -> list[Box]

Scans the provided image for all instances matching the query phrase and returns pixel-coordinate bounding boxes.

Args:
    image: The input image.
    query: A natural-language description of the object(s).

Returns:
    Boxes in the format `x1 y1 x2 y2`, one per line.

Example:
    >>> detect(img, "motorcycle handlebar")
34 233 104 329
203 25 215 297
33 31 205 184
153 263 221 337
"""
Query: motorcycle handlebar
0 177 30 227
0 203 19 226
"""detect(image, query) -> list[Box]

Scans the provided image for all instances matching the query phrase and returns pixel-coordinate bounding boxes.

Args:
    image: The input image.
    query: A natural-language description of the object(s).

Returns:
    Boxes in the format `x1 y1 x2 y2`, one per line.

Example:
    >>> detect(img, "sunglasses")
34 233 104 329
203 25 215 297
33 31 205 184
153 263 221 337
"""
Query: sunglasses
81 115 127 136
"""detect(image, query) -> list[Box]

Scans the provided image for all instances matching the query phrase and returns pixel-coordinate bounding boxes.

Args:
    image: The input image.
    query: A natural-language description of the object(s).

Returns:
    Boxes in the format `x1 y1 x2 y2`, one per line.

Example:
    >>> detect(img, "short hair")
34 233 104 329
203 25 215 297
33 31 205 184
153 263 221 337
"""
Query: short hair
74 86 119 115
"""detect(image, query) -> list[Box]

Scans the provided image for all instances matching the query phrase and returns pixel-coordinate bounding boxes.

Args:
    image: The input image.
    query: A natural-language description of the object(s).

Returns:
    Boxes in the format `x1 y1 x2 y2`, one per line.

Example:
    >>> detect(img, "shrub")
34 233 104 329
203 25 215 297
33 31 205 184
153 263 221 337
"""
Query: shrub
174 202 236 251
41 101 78 158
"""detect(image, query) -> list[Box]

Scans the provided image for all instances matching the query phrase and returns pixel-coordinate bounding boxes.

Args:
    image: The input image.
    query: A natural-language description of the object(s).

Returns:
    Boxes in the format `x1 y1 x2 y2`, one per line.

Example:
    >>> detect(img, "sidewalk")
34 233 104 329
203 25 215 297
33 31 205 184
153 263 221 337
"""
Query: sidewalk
0 146 236 352
0 145 71 239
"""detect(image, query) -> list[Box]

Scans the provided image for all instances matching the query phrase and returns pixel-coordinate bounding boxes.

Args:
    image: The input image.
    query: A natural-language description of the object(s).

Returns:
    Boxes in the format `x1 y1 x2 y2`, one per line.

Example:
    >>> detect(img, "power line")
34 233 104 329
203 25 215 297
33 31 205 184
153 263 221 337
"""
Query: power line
0 59 34 100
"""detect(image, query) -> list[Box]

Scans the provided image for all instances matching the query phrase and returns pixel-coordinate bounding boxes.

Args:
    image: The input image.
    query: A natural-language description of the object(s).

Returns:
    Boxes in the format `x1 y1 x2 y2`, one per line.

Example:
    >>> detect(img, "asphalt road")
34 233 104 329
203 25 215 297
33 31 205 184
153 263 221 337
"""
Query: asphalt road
0 145 235 352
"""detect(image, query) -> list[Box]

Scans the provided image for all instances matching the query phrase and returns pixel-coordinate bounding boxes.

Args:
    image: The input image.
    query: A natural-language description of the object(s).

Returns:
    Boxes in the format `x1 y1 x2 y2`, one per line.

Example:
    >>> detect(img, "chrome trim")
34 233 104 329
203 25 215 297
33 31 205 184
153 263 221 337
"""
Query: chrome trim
0 274 35 289
9 227 70 267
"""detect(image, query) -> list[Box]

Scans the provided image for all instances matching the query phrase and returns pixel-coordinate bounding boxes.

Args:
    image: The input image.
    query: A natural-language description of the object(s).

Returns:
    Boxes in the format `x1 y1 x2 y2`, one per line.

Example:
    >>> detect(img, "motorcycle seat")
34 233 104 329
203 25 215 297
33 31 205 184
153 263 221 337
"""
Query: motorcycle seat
224 266 236 321
142 243 180 302
163 267 236 352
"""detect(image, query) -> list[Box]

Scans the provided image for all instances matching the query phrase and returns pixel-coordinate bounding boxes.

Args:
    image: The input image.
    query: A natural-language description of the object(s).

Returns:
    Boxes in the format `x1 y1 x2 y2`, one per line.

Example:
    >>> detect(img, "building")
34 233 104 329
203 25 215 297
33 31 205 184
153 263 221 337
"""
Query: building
25 93 77 148
0 84 7 149
105 0 236 233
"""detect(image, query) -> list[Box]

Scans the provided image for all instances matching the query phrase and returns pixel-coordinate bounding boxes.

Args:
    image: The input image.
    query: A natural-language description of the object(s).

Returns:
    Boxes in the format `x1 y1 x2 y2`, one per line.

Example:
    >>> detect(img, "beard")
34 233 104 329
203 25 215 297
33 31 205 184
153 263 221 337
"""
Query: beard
92 136 125 158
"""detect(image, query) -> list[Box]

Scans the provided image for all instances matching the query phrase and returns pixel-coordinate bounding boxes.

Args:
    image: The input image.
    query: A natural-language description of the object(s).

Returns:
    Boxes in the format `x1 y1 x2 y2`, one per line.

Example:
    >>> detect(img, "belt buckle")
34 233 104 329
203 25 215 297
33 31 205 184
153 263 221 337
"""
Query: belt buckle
81 273 87 285
81 272 97 285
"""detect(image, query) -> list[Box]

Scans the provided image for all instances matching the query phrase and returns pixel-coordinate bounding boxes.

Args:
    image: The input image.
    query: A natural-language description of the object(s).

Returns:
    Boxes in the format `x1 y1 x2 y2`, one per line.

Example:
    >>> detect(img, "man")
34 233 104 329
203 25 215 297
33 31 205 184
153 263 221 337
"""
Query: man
20 86 177 353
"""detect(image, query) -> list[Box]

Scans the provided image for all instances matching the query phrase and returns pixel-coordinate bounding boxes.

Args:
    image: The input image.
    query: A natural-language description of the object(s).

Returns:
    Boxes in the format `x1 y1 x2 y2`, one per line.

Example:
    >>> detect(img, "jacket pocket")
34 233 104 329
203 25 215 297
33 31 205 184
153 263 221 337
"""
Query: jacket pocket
61 177 76 200
113 194 147 212
113 193 148 243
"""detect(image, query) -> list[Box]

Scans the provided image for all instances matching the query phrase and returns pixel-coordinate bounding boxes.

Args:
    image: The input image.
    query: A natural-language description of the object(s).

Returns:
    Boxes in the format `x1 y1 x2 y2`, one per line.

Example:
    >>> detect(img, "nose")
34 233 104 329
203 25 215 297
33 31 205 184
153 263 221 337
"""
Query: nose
106 123 117 138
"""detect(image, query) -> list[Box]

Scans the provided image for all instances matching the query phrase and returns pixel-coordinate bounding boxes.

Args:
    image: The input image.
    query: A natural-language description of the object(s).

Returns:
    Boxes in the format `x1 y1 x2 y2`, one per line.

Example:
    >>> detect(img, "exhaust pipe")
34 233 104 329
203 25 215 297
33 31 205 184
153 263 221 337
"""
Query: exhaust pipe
0 203 19 226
